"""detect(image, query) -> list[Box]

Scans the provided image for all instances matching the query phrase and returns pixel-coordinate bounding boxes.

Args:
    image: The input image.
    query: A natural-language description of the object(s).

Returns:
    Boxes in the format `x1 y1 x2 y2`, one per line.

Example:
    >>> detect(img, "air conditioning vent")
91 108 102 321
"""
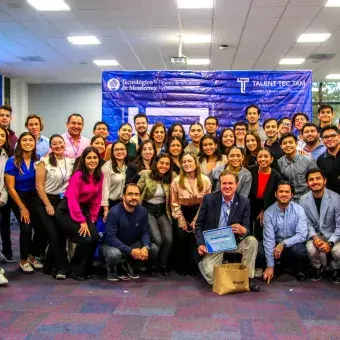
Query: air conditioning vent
18 56 46 62
308 53 335 61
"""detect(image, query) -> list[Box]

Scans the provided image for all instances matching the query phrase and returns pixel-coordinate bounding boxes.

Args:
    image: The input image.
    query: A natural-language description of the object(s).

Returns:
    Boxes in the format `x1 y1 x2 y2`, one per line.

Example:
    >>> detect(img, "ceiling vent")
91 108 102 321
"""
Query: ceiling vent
18 56 46 62
6 3 23 9
307 53 336 61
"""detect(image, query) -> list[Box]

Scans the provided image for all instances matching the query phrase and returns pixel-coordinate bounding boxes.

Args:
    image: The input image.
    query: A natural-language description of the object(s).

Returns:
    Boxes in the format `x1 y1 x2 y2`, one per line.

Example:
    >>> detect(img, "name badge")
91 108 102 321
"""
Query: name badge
59 192 65 199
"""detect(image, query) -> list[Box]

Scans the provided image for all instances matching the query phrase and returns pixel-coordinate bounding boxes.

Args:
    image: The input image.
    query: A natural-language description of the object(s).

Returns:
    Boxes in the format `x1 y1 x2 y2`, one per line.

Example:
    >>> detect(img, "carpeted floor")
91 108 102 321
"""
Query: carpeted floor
1 228 340 339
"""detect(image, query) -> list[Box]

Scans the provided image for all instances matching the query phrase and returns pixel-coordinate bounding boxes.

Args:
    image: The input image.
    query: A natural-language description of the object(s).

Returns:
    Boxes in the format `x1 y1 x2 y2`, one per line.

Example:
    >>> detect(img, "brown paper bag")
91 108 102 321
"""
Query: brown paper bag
213 263 250 295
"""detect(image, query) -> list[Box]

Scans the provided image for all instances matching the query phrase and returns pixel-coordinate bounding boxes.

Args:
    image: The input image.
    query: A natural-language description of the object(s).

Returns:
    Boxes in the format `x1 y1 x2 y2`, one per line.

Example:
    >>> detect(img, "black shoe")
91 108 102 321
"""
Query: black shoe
176 270 187 276
310 266 323 281
70 272 86 281
249 280 260 292
107 266 119 282
148 265 158 277
332 269 340 283
159 265 170 276
2 252 15 263
122 261 140 279
296 272 307 281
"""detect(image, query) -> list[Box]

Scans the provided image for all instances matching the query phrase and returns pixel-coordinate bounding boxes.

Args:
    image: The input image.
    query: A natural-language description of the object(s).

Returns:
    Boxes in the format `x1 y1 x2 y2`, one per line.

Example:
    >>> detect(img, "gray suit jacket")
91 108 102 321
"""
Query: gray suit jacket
299 188 340 244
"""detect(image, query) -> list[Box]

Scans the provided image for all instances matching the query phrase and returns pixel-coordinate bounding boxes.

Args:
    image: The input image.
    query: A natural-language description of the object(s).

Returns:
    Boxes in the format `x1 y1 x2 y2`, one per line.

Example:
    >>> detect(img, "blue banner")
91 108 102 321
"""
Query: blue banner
102 70 312 141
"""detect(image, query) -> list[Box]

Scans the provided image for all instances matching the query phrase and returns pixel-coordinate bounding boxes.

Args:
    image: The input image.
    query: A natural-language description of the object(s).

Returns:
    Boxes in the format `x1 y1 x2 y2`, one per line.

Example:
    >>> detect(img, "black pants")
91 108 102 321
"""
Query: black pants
34 194 69 275
251 198 264 242
174 205 200 274
11 191 42 260
56 199 99 278
256 242 309 275
0 200 12 257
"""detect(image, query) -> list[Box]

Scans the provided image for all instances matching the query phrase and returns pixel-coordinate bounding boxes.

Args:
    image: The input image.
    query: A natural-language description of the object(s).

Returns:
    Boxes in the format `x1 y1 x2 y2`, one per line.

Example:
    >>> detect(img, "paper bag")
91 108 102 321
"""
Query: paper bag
213 263 250 295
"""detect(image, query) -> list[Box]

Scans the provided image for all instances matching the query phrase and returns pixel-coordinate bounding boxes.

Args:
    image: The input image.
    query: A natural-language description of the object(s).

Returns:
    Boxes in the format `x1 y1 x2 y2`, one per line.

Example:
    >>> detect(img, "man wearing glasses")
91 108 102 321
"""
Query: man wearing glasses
317 125 340 195
204 117 219 137
234 121 248 148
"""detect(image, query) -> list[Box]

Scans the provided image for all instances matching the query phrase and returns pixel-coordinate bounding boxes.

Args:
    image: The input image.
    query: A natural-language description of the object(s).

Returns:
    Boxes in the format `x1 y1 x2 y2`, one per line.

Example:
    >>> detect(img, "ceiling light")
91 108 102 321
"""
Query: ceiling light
325 0 340 7
279 58 305 65
26 0 70 11
67 36 101 45
297 33 331 43
183 35 211 44
312 88 319 92
177 0 214 9
326 74 340 79
187 58 210 65
93 59 119 66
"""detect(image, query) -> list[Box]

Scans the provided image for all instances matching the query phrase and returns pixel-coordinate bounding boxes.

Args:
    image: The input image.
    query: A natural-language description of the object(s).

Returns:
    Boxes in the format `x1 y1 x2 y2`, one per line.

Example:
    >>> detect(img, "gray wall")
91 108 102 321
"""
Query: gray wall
28 84 102 138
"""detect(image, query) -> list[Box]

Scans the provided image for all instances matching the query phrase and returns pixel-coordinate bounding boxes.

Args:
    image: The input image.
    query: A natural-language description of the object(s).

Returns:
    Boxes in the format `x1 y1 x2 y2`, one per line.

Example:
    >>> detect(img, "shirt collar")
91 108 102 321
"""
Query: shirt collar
222 194 234 206
66 131 82 142
275 201 292 213
325 148 340 158
285 152 299 163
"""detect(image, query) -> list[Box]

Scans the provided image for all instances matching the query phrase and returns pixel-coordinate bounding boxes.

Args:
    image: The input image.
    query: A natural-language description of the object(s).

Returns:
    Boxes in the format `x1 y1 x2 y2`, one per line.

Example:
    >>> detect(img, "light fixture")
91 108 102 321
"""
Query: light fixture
67 36 101 45
312 88 319 92
187 58 210 65
326 74 340 79
325 0 340 7
297 33 331 43
93 59 119 66
279 58 305 65
26 0 70 11
183 34 211 44
177 0 214 9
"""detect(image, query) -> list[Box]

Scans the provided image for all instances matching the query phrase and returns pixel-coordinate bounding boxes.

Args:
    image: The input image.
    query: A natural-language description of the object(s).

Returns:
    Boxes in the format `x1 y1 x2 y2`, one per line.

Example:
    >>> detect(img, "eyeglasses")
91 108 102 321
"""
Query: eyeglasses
113 148 126 152
282 122 292 127
322 134 338 140
235 128 246 132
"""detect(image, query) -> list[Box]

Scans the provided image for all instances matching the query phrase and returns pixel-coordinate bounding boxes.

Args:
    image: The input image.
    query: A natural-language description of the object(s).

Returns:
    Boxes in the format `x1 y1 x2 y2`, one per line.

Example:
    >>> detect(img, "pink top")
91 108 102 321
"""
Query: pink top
61 131 90 159
65 170 103 223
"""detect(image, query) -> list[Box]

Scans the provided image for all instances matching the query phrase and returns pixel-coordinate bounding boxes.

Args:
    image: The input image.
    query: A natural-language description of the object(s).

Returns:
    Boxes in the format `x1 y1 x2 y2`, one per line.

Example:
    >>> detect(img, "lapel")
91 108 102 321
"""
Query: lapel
263 170 275 202
252 166 259 196
213 192 223 227
307 191 319 223
228 193 239 225
320 189 331 228
183 177 195 195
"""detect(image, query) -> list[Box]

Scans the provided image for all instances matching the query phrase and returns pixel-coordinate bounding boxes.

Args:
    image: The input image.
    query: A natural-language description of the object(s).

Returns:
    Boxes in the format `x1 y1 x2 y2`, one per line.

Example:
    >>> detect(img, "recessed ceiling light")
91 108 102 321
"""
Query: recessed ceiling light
326 73 340 79
187 58 210 65
183 35 211 44
177 0 214 9
312 88 319 92
93 59 119 66
279 58 305 65
297 33 331 43
67 36 101 45
26 0 70 11
325 0 340 7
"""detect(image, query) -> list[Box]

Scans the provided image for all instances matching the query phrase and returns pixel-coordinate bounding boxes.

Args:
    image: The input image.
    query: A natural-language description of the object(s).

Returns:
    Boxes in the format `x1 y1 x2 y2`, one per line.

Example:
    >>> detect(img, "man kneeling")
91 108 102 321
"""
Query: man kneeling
194 170 260 292
101 184 159 281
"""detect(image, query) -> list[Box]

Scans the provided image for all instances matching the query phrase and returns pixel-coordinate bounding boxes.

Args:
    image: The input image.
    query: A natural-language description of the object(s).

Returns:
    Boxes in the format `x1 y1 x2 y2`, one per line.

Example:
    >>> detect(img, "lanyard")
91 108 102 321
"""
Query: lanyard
56 158 67 183
67 134 80 158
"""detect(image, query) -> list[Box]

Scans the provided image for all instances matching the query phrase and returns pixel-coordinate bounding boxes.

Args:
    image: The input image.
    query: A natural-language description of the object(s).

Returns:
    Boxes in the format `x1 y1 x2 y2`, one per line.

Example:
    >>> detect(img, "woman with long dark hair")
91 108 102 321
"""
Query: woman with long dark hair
166 136 183 175
138 152 174 275
167 123 188 147
102 141 128 222
171 152 211 275
150 122 167 155
35 134 74 279
56 147 103 280
219 128 235 155
198 134 227 176
244 131 262 168
5 132 42 273
125 139 156 184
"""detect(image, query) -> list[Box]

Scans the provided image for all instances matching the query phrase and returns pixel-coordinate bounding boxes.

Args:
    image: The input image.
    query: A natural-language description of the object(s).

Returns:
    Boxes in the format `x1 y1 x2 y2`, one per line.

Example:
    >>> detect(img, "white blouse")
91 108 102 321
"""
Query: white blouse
35 156 74 195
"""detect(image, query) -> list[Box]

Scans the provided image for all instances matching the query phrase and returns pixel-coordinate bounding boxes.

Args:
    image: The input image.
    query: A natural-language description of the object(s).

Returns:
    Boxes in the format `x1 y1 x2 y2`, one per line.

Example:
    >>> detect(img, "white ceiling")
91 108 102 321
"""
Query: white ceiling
0 0 340 83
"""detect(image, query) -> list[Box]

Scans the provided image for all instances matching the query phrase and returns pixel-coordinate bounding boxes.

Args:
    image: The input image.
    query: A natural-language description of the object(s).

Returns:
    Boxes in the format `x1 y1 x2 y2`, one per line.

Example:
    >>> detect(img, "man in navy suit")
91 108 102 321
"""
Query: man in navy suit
299 168 340 283
194 170 260 292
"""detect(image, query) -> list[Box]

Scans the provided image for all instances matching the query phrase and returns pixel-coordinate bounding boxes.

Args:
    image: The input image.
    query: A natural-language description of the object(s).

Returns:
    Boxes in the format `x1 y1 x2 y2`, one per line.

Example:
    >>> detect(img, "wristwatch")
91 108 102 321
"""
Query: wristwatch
144 245 151 250
328 241 334 248
279 241 286 247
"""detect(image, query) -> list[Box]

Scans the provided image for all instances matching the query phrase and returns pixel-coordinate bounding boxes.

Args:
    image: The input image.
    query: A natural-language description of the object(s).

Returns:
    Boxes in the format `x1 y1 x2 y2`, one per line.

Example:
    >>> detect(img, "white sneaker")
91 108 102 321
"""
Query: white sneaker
19 262 34 273
0 272 8 285
28 259 43 269
255 268 263 278
0 267 5 275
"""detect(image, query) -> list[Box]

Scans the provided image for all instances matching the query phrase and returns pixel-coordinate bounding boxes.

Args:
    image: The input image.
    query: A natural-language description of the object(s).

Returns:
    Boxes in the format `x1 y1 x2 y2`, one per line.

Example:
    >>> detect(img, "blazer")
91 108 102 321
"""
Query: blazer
248 165 282 211
299 188 340 244
137 170 173 220
195 191 251 247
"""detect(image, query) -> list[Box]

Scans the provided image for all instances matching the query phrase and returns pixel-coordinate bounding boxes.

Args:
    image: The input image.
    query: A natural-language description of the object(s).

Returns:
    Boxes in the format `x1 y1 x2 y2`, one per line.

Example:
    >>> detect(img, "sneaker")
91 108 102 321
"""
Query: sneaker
255 268 263 278
107 266 119 282
0 268 5 275
117 264 131 281
19 262 34 273
0 271 8 285
28 259 43 270
332 269 340 284
55 273 67 280
122 261 140 280
310 266 323 282
2 253 15 263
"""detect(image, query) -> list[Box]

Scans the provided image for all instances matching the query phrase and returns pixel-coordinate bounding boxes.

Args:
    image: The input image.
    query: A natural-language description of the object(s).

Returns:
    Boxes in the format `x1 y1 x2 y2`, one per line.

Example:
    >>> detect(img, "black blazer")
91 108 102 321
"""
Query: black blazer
248 165 282 211
125 163 140 185
194 191 251 247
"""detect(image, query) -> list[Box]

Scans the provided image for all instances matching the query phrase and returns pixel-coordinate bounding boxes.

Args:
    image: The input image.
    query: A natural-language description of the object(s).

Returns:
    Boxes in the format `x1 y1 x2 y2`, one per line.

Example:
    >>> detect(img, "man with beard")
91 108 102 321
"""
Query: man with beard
259 181 308 283
130 113 149 146
317 125 340 195
301 123 326 160
101 184 159 281
0 105 18 156
245 105 266 142
62 113 90 159
299 169 340 283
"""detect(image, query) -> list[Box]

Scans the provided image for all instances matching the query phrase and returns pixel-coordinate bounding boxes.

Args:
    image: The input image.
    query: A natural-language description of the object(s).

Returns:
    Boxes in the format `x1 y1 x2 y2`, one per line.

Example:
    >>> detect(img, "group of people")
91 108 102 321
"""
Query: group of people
0 103 339 293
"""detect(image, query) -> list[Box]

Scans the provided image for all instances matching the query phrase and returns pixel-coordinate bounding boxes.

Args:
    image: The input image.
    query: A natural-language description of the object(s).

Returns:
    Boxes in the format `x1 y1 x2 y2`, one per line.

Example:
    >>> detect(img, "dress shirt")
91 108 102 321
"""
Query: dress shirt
36 135 50 158
278 153 316 199
263 201 308 267
317 149 340 195
218 195 233 229
61 131 90 159
303 143 326 161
